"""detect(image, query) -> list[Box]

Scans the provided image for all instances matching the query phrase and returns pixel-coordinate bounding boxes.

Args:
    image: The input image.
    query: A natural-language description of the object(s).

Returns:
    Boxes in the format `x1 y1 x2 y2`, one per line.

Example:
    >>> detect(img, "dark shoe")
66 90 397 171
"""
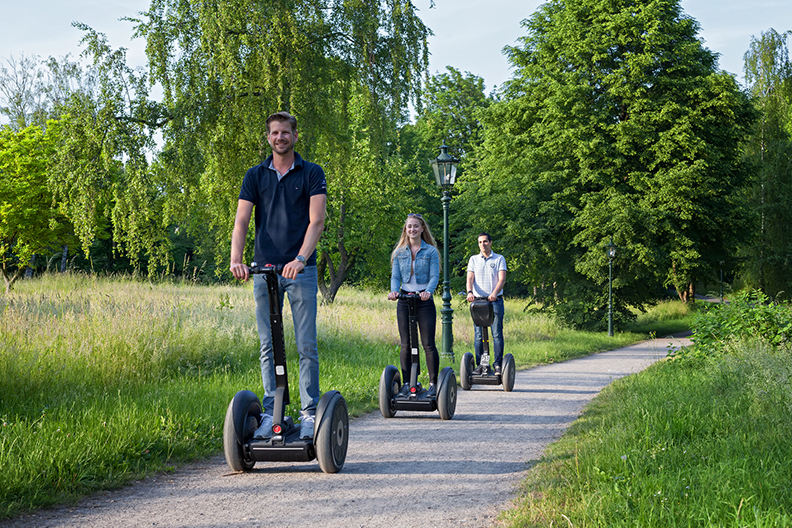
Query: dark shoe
473 365 483 375
398 384 411 397
494 364 501 374
427 383 437 399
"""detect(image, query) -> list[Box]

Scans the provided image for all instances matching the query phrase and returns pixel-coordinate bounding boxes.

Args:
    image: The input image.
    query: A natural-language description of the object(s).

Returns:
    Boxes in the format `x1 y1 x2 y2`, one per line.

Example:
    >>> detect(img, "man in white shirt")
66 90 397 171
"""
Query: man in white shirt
465 233 507 373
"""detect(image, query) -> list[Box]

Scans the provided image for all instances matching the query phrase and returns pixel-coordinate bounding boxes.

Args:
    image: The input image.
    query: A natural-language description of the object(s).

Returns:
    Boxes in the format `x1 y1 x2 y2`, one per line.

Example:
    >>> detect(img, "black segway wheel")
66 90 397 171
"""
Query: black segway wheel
502 353 516 392
460 352 474 390
436 366 457 420
378 365 401 418
223 391 261 472
315 392 349 473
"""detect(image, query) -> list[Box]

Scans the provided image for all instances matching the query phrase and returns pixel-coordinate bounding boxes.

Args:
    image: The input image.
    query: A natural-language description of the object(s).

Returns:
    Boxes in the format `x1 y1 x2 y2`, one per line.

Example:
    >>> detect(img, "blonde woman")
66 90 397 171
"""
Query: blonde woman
387 213 441 397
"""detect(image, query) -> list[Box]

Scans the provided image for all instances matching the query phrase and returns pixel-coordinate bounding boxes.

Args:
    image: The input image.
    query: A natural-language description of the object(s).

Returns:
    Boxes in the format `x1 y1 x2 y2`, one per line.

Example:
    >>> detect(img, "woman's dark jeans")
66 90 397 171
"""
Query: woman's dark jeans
397 296 440 385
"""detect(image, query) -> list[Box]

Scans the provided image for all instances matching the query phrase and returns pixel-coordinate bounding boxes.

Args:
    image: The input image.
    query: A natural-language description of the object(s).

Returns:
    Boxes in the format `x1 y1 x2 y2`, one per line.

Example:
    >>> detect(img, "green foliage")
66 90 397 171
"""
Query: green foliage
414 66 492 165
404 67 494 293
459 0 755 329
0 124 73 292
129 0 430 296
740 29 792 299
675 291 792 360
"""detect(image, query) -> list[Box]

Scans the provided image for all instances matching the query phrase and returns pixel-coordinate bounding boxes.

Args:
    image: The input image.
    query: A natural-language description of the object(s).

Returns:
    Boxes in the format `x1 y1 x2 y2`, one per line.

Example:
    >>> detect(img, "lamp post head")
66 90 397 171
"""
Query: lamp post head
606 237 617 260
431 141 459 189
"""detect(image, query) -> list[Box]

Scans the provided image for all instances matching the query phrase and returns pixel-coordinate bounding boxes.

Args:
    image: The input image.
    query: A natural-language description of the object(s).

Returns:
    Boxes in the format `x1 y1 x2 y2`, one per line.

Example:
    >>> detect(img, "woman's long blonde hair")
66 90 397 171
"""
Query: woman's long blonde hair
390 213 439 266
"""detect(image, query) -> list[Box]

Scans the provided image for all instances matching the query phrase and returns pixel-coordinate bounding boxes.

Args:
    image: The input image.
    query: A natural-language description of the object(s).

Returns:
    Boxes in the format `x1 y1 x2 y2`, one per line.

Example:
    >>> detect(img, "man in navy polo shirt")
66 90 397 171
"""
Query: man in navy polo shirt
230 111 327 441
465 232 507 374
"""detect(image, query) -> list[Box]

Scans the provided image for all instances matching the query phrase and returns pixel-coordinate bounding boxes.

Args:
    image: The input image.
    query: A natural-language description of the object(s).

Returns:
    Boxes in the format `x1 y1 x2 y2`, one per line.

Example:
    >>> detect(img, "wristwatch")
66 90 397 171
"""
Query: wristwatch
467 290 473 294
295 255 306 265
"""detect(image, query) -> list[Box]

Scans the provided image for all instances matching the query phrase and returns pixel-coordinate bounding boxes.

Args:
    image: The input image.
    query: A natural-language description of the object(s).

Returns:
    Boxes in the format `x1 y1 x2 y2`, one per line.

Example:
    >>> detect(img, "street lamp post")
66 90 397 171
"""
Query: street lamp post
431 141 459 360
606 237 617 337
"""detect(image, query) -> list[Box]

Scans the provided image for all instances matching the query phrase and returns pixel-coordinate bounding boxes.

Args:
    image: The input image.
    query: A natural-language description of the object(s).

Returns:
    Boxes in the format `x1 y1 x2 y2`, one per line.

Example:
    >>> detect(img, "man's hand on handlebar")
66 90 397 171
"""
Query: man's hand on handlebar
230 262 250 282
282 259 305 280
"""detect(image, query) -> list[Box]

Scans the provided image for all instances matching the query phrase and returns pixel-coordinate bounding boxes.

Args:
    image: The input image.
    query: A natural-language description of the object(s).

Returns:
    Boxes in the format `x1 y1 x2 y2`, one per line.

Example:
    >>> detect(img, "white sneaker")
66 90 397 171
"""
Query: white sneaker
253 413 273 440
300 412 315 440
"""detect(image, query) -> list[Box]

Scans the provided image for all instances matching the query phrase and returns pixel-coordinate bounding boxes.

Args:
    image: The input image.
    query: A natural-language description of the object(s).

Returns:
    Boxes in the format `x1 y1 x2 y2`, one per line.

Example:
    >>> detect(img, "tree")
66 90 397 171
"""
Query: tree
43 26 171 273
741 29 792 299
0 124 72 292
0 54 48 130
414 66 492 163
462 0 755 328
404 67 493 291
130 0 431 300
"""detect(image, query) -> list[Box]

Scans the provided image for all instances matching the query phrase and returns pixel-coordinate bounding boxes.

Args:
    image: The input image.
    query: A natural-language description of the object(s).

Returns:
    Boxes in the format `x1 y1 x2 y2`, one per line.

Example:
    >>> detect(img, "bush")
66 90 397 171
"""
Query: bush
674 290 792 360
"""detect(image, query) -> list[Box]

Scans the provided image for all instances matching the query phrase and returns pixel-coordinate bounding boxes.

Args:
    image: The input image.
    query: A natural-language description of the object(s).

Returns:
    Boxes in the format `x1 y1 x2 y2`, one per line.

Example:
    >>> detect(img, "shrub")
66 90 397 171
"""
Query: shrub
673 290 792 360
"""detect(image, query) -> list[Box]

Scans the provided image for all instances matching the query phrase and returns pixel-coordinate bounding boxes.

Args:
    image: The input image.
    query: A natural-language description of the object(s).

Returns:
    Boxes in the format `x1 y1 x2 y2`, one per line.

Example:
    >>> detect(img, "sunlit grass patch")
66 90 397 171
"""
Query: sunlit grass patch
502 341 792 527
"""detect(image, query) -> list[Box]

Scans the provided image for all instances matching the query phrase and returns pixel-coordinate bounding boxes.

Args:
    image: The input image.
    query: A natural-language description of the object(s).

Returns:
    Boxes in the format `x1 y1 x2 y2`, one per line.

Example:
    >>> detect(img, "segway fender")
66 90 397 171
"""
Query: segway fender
231 390 261 444
315 390 341 435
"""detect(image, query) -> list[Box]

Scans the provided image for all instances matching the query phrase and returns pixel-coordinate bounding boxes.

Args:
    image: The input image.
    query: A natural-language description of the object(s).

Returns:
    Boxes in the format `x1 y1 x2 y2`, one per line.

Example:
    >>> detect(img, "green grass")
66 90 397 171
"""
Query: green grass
502 340 792 527
0 273 686 519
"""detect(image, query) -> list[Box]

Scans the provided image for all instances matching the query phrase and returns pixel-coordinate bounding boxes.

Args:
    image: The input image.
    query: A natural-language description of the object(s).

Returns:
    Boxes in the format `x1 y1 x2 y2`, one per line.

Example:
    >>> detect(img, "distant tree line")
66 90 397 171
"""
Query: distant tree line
2 0 791 331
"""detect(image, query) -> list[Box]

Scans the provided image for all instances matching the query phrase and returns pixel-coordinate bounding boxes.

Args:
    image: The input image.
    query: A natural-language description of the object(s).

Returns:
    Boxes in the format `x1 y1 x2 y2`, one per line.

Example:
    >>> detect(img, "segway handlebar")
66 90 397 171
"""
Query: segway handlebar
249 262 304 275
397 291 422 300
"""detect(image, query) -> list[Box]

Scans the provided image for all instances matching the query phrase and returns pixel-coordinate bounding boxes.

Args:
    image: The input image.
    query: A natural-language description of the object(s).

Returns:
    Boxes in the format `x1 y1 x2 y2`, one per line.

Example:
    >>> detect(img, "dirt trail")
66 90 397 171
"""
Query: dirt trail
3 336 690 528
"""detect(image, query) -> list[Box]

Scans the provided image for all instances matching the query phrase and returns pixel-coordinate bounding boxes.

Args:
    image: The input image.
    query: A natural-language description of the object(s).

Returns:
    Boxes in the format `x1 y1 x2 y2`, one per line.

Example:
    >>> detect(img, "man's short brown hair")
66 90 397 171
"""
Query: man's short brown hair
266 111 297 134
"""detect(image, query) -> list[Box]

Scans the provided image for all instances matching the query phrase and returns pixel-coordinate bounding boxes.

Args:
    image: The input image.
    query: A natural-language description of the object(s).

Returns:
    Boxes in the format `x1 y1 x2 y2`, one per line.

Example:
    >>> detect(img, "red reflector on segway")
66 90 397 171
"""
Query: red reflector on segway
410 386 416 393
273 424 282 434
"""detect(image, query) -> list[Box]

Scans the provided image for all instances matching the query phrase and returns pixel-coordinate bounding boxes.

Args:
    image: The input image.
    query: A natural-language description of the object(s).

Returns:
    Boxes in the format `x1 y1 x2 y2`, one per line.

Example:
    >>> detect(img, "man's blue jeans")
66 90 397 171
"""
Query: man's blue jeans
253 265 320 415
474 298 504 368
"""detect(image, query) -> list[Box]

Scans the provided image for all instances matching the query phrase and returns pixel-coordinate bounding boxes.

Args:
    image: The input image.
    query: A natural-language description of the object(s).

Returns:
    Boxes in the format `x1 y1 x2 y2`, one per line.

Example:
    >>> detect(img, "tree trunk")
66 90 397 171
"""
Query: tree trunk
24 255 35 278
60 245 68 272
2 264 26 293
676 281 695 303
671 262 695 303
317 202 354 304
317 248 352 304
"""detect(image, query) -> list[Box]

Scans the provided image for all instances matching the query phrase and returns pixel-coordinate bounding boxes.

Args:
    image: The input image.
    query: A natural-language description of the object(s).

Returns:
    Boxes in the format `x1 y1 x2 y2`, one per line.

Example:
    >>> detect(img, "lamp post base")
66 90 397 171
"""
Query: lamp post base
441 305 454 361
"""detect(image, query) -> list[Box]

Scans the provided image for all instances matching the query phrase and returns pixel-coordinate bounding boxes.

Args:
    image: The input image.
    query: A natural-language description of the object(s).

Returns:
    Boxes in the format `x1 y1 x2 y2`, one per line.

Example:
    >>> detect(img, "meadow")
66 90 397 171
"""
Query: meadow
0 273 689 519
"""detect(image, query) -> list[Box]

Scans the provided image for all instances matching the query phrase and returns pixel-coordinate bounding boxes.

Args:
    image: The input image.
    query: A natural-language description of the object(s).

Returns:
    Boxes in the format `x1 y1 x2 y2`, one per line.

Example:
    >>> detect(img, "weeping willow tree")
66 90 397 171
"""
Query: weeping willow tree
125 0 431 299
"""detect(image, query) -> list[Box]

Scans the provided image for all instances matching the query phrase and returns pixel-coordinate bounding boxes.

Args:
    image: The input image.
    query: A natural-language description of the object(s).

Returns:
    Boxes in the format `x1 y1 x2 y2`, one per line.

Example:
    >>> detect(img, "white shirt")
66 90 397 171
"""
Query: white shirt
467 251 507 297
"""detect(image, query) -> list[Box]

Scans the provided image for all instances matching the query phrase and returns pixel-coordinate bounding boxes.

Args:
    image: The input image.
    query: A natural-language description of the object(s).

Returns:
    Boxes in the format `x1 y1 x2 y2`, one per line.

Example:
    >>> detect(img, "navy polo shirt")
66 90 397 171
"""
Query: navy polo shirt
238 152 327 266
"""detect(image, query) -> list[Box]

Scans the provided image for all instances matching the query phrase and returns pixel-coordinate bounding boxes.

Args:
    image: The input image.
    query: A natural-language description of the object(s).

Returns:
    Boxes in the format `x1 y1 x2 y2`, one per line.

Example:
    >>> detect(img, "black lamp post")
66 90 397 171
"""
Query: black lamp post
431 141 459 360
606 237 617 337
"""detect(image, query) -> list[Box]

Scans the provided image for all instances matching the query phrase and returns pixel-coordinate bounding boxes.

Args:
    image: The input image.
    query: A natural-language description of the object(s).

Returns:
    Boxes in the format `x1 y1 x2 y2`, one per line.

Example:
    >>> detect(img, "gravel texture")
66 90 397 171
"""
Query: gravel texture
2 336 690 528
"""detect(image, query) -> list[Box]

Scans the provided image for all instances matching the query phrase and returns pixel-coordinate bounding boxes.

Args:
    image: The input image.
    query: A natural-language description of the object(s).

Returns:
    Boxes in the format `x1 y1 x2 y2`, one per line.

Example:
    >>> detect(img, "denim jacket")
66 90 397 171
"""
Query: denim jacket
390 240 440 293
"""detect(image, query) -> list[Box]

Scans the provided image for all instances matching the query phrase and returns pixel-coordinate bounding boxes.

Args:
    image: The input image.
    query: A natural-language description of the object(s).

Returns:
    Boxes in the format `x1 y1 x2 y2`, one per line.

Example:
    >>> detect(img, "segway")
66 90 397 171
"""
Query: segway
379 292 457 420
223 263 349 474
460 298 515 391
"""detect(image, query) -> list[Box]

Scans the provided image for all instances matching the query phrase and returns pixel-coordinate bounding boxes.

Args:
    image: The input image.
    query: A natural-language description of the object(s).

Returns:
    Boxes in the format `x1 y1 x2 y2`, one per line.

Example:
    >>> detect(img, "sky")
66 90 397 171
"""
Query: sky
1 0 792 97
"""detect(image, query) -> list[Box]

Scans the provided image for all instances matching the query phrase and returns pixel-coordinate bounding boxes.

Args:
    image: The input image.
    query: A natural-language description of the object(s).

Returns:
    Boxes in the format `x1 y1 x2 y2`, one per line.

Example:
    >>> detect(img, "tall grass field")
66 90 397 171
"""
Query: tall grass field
1 273 688 519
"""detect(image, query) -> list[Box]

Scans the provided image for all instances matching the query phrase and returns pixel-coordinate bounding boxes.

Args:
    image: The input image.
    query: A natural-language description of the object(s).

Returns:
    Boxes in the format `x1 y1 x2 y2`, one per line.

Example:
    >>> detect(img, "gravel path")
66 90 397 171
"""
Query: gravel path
3 336 690 528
